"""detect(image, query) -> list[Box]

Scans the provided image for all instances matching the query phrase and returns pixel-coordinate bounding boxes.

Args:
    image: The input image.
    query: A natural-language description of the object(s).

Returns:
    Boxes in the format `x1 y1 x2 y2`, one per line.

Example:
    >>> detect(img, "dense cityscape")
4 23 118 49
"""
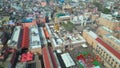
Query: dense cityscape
0 0 120 68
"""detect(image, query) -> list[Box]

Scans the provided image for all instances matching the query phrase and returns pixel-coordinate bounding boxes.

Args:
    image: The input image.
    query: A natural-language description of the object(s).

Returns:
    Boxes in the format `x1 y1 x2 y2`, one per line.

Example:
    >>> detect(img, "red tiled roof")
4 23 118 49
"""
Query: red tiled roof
21 21 37 48
21 27 29 48
96 38 120 59
20 52 33 62
42 47 51 68
48 47 58 68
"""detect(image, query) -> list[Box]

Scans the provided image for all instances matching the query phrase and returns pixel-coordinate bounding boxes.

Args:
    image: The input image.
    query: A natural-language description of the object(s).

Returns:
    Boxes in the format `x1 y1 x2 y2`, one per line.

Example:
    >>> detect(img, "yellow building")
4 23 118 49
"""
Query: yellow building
95 42 120 68
103 34 120 52
98 13 120 30
96 26 113 37
97 18 119 30
91 14 120 30
82 29 98 49
83 29 120 68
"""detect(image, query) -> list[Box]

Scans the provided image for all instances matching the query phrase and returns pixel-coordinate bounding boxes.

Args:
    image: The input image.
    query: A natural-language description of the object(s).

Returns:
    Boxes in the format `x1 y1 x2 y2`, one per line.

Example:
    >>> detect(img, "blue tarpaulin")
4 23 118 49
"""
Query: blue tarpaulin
8 20 15 25
60 0 64 3
22 18 32 23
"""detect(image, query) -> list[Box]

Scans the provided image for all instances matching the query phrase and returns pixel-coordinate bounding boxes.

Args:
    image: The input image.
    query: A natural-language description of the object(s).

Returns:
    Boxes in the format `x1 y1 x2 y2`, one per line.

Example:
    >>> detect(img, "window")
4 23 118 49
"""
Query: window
108 57 111 62
109 56 111 59
114 64 116 68
113 62 118 68
111 61 113 65
104 53 107 58
106 57 109 61
112 59 114 62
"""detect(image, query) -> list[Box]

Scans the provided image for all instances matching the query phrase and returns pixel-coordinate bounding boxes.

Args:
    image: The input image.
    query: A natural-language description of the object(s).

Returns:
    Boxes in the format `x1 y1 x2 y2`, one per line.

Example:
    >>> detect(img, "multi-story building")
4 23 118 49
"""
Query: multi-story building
95 37 120 68
97 13 120 30
91 13 120 30
83 29 120 68
103 34 120 52
82 29 98 49
96 26 113 37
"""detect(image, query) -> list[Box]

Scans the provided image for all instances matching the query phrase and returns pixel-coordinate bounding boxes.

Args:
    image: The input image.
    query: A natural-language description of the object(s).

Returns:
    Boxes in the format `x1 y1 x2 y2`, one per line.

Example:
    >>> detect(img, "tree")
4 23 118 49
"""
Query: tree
102 8 111 14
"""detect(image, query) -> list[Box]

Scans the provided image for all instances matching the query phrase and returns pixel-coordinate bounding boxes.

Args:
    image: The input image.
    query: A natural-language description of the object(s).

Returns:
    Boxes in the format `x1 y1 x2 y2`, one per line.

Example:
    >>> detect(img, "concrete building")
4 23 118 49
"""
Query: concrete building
54 14 70 23
97 13 120 30
7 26 22 49
83 29 120 68
82 29 98 49
29 25 42 54
95 38 120 68
46 23 86 50
103 34 120 52
71 14 92 25
96 26 113 37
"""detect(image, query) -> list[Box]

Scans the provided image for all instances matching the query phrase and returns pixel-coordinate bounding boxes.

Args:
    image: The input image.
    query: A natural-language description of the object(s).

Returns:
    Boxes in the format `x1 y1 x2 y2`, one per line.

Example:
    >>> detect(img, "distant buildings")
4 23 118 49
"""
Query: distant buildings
97 26 113 37
96 13 120 30
46 0 50 5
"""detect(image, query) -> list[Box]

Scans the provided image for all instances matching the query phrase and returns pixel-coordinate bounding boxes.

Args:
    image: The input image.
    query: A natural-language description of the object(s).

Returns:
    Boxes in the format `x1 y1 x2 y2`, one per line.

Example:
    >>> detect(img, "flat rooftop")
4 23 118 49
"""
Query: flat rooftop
61 53 75 67
105 34 120 45
101 26 113 33
47 24 86 47
84 29 98 39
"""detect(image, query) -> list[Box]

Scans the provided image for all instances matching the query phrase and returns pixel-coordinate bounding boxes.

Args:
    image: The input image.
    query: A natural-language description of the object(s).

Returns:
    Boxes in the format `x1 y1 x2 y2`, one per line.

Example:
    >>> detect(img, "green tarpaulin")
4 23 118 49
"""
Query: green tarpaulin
57 13 65 18
93 60 100 66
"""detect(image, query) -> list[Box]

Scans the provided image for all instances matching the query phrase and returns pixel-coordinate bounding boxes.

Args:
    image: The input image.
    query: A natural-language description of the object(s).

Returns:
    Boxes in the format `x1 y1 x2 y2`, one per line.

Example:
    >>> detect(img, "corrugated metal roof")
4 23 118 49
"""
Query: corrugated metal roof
48 47 58 68
88 31 98 39
96 38 120 59
21 27 29 48
61 53 75 67
42 47 52 68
